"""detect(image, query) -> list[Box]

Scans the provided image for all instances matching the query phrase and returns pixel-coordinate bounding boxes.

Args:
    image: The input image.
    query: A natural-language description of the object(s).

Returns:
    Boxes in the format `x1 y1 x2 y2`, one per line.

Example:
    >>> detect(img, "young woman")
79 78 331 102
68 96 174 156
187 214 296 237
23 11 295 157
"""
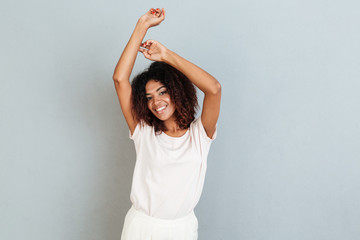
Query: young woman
112 8 221 240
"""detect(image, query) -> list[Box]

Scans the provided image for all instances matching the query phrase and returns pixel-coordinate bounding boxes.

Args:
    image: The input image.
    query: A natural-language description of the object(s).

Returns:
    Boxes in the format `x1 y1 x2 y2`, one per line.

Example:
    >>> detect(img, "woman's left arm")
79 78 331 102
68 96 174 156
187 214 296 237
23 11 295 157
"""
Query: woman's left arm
165 49 221 139
139 40 221 139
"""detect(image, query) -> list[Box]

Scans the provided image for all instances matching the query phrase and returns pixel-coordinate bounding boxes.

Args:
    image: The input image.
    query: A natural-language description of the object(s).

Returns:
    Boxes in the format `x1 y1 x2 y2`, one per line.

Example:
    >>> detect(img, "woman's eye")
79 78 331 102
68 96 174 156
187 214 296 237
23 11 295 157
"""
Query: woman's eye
146 97 152 101
159 91 167 95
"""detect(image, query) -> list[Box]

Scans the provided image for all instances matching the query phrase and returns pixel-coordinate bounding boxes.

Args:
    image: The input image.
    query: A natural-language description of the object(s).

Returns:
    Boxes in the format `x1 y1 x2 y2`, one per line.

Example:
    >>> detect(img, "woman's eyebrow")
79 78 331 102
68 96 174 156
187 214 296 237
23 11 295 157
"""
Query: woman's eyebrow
146 86 166 95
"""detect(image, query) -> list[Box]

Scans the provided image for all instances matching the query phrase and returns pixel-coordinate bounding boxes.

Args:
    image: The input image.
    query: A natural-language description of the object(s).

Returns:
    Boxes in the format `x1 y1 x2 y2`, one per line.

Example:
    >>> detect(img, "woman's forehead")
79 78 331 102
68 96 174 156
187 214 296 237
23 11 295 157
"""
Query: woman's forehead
145 80 166 93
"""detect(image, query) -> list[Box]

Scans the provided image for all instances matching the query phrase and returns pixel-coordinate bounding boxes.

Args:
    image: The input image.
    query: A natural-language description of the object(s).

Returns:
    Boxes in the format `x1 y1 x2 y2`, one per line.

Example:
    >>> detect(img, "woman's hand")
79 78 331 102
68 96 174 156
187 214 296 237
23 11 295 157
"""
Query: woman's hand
139 40 168 62
139 8 165 29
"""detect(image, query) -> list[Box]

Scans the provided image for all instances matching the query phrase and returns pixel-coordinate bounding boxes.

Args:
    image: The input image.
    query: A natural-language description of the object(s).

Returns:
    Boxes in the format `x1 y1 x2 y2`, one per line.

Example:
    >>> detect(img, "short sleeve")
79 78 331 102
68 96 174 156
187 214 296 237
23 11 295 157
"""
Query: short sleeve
194 117 217 142
129 122 141 140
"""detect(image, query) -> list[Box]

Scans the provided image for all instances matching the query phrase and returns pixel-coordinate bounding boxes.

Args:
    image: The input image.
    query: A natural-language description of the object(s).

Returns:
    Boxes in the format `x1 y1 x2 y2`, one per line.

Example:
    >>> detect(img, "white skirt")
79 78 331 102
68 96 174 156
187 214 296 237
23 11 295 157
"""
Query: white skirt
120 205 198 240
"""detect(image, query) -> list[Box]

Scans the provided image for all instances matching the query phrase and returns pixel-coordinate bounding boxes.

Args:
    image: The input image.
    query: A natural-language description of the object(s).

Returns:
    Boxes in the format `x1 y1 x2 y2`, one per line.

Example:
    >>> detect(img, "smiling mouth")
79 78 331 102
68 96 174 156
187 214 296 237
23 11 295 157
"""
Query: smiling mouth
155 105 167 113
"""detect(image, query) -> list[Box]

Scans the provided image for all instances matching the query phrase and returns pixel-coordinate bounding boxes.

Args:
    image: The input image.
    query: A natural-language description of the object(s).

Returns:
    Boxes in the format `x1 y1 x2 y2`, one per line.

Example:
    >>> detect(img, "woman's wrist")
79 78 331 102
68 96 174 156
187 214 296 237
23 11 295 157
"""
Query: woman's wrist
162 48 175 64
131 19 149 41
137 17 151 30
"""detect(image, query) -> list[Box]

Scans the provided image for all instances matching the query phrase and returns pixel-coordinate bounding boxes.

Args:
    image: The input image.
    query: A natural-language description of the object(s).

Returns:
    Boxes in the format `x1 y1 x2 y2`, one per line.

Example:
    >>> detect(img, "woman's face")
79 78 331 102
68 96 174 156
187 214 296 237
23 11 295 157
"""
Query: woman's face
145 80 176 121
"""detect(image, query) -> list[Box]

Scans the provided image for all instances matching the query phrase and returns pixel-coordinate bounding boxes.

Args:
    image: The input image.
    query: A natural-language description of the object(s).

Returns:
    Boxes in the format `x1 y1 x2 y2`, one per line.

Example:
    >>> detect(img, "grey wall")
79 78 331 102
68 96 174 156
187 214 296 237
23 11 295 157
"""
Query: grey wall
1 0 359 239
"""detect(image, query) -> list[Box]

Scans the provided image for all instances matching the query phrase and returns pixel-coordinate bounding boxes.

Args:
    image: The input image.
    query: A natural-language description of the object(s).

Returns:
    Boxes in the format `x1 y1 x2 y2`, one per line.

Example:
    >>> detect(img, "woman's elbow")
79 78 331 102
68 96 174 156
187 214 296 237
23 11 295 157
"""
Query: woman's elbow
210 81 221 95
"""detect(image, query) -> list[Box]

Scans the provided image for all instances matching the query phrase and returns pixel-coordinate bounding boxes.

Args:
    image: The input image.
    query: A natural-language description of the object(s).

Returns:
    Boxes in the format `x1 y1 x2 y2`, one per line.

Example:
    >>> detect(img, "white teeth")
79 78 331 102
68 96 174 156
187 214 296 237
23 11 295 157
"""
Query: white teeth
156 106 166 112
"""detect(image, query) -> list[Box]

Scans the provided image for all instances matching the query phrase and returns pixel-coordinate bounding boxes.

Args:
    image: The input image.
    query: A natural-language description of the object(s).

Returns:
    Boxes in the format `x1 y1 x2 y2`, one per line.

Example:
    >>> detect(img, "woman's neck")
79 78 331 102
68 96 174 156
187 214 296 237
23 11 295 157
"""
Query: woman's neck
162 117 188 137
163 117 179 132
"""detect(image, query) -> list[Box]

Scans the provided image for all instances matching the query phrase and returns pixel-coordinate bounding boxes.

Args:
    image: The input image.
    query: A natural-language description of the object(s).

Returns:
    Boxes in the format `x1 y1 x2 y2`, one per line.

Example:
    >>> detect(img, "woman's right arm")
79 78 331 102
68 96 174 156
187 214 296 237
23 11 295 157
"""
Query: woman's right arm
112 8 165 135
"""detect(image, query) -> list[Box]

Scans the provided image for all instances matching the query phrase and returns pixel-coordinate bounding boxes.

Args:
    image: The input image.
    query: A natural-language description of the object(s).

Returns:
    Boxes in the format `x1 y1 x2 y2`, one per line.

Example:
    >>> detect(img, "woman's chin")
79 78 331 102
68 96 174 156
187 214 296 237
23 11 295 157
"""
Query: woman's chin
153 112 175 122
155 115 170 121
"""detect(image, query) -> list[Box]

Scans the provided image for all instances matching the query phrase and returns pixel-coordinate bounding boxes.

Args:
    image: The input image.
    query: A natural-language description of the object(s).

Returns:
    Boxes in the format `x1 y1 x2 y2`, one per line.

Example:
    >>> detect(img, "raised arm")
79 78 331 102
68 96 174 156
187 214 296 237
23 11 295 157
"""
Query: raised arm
139 40 221 139
112 8 165 135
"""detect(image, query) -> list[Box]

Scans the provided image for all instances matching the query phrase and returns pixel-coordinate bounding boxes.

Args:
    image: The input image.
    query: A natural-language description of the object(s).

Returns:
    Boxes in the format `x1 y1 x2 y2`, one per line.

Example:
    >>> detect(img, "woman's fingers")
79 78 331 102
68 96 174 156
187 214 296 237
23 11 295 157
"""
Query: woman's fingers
138 48 146 54
138 48 151 59
154 8 160 17
158 8 165 19
150 8 163 17
149 8 165 18
147 8 158 15
140 41 148 49
156 8 165 17
141 40 154 49
139 47 151 55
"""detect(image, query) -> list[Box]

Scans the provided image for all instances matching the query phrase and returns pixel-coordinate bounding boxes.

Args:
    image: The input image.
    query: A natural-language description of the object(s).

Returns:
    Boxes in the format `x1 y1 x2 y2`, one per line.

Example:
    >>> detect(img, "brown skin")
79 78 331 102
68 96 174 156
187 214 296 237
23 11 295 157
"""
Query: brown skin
113 8 221 138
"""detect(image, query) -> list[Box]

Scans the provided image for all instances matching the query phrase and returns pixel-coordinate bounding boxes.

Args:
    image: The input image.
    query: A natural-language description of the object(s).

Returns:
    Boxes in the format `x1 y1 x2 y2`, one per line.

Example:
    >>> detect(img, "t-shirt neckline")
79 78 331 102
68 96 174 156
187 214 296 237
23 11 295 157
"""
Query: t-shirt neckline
159 129 190 140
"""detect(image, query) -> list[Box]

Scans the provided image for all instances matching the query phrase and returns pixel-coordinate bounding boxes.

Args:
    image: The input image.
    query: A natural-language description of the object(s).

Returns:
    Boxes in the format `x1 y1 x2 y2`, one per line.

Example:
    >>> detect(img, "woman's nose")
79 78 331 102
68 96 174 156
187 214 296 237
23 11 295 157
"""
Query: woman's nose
153 95 161 104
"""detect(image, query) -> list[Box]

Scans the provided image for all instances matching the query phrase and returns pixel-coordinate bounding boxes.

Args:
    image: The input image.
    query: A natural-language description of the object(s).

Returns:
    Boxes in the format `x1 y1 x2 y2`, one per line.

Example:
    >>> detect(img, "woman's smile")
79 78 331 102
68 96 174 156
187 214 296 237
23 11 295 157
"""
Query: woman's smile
155 105 166 111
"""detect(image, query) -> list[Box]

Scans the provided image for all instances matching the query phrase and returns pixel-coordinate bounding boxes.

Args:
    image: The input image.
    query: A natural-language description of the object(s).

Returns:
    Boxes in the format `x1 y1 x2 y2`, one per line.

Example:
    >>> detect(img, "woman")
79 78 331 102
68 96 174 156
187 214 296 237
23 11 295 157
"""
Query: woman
113 8 221 240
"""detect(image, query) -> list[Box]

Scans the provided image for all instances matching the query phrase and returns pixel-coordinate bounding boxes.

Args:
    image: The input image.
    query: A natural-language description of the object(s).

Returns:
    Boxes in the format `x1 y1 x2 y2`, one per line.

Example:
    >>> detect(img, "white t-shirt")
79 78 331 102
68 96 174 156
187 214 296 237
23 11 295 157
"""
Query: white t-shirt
128 117 217 219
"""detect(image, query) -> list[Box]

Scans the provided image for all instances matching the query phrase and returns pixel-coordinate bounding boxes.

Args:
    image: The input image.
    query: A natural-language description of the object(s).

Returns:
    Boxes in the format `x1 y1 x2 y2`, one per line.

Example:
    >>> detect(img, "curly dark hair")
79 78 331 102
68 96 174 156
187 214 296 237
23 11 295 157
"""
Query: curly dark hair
131 61 198 133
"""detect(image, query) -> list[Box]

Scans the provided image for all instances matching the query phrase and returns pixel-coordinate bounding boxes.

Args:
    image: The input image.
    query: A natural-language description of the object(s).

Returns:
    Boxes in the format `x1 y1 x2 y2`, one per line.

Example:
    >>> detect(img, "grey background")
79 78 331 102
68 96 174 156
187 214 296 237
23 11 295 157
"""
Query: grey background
1 0 359 239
